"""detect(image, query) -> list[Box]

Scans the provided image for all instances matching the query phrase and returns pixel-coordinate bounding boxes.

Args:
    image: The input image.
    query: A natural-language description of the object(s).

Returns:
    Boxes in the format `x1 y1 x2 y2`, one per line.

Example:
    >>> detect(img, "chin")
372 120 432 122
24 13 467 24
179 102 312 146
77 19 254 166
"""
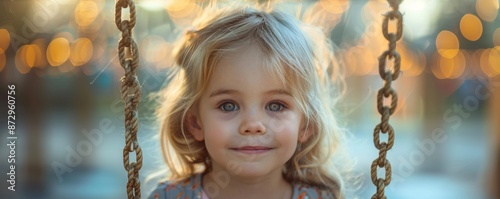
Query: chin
223 161 278 178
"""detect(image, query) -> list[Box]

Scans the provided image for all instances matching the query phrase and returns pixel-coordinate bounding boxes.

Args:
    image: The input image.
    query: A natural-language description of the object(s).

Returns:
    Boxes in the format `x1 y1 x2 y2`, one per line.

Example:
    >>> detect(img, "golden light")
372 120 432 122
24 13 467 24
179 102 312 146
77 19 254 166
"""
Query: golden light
156 42 174 68
494 28 500 46
439 57 454 78
0 49 5 72
319 0 350 14
14 44 40 69
15 45 32 74
361 0 386 24
168 2 201 27
303 2 343 33
453 51 466 79
480 48 497 77
0 29 10 51
47 37 71 66
413 51 426 76
70 38 93 66
166 0 190 12
32 39 47 68
431 52 445 79
141 35 168 63
489 46 500 73
476 0 499 22
460 14 483 41
360 24 386 56
394 42 424 77
397 43 414 72
436 30 459 59
24 45 37 68
79 10 105 34
343 46 376 76
75 0 99 27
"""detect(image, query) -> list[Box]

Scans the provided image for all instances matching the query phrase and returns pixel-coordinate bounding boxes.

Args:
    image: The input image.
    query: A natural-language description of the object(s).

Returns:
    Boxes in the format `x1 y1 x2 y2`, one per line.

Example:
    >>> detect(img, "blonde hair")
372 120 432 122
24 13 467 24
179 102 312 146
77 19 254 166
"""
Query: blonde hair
155 2 347 198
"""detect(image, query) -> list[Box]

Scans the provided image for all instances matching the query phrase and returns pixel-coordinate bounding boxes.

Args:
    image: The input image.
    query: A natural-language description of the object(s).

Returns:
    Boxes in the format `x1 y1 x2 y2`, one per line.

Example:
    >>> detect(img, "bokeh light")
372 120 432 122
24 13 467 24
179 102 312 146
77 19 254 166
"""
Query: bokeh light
431 50 466 79
489 46 500 74
319 0 350 14
75 0 99 27
476 0 499 22
479 48 497 77
0 49 5 72
436 30 459 59
166 0 202 27
166 0 190 12
141 36 167 63
431 52 445 79
47 37 71 66
303 2 344 33
411 50 426 77
398 43 414 72
359 24 386 56
397 43 425 77
494 28 500 46
25 45 36 68
343 46 376 76
15 45 32 74
460 14 483 41
361 0 386 24
0 29 10 51
70 38 93 66
439 50 466 79
32 39 47 68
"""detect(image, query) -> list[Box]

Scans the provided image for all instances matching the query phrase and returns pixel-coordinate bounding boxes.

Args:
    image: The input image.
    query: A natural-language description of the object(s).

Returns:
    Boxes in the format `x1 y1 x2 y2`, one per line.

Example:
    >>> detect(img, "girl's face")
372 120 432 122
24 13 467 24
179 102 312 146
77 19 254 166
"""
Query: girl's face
189 44 309 178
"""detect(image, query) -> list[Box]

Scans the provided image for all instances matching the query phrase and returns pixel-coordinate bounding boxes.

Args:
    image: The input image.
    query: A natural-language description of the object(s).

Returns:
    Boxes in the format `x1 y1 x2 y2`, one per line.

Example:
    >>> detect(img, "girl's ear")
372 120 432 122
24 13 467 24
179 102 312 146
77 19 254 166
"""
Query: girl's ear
187 111 204 141
298 124 313 143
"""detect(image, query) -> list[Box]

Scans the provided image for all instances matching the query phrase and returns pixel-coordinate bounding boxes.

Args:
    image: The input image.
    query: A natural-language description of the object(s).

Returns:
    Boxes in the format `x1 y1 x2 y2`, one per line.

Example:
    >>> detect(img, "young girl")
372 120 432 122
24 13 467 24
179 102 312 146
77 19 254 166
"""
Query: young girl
148 3 347 199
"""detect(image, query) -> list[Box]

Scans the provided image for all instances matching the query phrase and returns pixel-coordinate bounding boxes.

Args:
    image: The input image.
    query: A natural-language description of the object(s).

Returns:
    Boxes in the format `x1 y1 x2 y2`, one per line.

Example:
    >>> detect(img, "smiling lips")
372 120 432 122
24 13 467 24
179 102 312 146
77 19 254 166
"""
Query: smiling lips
231 146 274 154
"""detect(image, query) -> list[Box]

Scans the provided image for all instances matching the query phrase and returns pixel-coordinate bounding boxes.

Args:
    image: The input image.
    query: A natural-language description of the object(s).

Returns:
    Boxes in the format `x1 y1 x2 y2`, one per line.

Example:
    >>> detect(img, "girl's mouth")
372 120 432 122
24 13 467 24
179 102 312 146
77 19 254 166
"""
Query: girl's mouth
230 146 274 154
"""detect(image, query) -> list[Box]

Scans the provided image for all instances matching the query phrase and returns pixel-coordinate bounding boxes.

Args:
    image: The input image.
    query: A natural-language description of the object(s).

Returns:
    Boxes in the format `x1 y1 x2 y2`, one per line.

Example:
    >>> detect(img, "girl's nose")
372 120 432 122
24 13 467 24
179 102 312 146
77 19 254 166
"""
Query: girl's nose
239 113 266 135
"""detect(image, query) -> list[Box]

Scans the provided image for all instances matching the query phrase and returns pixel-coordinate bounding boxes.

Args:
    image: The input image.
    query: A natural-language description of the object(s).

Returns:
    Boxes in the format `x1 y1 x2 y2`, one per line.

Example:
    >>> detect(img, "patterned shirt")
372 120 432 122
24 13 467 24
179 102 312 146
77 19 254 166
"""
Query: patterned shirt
147 173 334 199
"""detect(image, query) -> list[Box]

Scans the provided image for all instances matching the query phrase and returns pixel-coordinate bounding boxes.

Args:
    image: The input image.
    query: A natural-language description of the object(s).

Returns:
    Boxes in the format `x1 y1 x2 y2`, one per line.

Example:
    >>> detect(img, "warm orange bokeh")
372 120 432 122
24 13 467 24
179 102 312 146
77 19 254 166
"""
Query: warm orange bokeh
460 14 483 41
436 30 459 59
47 37 71 66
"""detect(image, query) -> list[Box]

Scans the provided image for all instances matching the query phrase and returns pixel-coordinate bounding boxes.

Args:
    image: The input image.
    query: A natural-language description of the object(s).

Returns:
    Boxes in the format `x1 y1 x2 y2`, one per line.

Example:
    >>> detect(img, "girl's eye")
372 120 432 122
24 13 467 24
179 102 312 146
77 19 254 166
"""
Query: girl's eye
219 102 239 112
267 102 285 112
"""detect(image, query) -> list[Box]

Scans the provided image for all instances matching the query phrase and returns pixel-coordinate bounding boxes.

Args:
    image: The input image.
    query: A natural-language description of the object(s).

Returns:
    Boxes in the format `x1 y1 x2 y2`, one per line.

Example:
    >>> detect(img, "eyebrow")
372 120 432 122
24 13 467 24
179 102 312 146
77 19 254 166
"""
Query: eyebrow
208 89 292 98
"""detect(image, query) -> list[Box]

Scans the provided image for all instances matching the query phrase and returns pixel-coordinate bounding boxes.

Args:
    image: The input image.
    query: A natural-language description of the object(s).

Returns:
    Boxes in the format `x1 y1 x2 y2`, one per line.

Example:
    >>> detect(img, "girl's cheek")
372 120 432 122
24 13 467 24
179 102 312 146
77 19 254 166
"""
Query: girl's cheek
268 116 289 133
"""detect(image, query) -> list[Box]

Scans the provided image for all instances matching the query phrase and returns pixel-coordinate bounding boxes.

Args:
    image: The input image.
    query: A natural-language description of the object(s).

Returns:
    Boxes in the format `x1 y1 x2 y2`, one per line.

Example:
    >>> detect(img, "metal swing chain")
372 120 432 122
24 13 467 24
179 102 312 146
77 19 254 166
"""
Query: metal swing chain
115 0 143 198
371 0 403 198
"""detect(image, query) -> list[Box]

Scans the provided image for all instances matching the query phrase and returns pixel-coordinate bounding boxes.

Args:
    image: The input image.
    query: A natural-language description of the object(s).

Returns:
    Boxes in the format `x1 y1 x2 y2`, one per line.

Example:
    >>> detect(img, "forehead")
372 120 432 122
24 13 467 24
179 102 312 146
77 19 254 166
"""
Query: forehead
206 44 289 94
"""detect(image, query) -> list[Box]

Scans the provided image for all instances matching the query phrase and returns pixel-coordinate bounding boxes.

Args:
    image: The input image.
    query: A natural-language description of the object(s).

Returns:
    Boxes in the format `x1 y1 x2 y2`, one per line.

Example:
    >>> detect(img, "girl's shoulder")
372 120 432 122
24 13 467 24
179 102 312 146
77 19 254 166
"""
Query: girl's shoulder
293 182 336 199
147 174 203 199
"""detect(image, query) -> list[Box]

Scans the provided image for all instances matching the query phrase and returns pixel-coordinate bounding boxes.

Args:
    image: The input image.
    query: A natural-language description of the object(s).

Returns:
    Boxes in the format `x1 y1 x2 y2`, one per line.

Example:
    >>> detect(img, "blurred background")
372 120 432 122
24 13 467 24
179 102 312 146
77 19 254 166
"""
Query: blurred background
0 0 499 198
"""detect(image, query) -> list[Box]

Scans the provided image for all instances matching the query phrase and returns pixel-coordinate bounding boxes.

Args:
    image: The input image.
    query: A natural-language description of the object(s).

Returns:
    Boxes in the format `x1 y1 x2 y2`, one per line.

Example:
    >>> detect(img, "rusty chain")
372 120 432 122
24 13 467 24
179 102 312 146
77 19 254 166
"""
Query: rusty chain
115 0 143 198
371 0 403 198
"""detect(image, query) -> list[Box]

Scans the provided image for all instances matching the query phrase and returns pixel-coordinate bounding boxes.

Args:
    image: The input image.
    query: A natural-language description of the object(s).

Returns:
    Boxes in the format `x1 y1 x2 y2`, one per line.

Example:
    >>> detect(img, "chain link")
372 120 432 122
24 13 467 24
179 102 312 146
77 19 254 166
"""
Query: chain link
115 0 142 198
371 0 403 198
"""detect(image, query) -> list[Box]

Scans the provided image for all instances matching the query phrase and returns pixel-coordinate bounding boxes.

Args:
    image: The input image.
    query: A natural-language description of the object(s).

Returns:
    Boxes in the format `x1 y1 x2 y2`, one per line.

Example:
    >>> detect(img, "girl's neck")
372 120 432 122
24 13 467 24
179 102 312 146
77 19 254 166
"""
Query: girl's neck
201 165 293 199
